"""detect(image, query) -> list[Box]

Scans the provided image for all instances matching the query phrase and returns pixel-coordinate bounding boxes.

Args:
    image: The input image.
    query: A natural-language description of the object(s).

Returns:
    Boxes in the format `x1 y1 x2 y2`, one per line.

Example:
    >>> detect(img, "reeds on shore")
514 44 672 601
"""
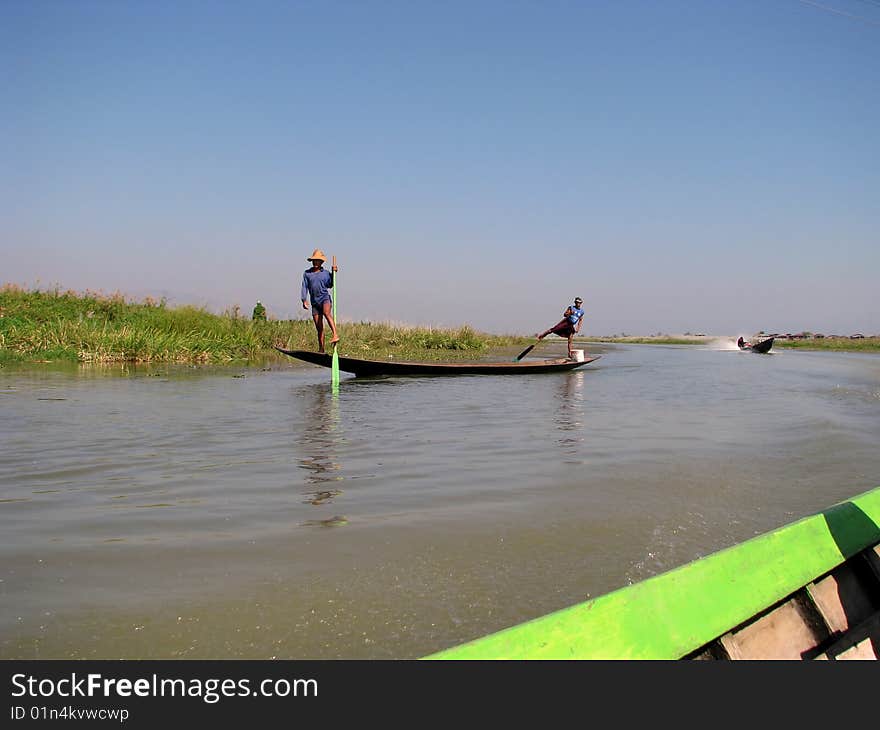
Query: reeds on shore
0 285 529 364
5 285 875 364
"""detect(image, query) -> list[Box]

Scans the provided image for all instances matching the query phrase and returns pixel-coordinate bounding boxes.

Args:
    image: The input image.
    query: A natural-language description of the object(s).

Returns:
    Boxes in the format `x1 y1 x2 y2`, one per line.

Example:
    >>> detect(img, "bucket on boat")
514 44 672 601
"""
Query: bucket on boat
572 349 585 362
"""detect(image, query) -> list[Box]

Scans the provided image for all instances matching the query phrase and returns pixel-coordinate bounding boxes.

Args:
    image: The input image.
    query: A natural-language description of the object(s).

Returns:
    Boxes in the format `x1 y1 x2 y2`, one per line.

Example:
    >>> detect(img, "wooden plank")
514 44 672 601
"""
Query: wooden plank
719 592 828 660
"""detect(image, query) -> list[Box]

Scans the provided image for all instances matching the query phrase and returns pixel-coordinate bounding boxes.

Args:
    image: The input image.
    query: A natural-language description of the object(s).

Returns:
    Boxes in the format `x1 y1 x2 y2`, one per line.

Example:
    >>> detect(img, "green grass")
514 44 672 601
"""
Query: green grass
774 337 880 352
7 285 874 364
586 337 704 346
0 285 530 364
587 335 880 351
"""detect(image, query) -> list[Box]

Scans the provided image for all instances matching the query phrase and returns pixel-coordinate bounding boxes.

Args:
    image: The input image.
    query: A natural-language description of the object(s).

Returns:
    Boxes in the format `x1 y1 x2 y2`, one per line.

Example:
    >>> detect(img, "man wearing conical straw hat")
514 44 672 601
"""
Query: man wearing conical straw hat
301 249 340 353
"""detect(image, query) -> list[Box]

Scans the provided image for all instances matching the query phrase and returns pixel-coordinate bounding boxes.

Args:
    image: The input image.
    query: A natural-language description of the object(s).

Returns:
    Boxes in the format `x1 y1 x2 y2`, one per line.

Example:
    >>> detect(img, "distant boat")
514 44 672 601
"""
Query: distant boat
275 348 600 377
737 336 774 353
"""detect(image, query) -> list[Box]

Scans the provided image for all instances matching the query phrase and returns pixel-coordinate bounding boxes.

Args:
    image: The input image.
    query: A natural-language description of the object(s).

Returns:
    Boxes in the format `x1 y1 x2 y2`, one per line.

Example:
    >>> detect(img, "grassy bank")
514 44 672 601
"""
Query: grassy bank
773 337 880 352
587 334 880 351
586 336 706 346
0 286 530 365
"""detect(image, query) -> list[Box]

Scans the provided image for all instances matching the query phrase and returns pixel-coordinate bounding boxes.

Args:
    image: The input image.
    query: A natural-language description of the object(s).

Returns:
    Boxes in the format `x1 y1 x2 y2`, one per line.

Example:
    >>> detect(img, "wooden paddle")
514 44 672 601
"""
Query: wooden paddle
515 338 541 361
331 255 339 387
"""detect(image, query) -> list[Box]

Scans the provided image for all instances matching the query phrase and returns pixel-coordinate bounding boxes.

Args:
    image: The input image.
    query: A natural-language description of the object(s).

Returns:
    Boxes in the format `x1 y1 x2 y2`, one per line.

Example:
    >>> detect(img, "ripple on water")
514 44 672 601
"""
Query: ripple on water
2 350 879 657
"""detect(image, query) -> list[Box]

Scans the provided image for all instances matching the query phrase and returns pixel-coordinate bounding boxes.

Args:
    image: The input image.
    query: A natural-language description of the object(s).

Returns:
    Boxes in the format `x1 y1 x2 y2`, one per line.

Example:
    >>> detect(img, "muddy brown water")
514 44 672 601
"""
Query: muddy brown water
2 341 879 658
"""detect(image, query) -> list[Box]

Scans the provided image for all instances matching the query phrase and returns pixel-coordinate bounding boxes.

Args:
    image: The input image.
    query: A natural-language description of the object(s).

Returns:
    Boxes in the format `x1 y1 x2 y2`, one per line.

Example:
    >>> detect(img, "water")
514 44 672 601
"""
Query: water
2 342 879 658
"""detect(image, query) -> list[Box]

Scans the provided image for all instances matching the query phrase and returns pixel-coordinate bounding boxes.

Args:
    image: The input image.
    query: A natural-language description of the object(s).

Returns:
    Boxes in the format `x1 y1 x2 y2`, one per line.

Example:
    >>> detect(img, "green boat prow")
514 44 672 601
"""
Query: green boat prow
424 485 880 660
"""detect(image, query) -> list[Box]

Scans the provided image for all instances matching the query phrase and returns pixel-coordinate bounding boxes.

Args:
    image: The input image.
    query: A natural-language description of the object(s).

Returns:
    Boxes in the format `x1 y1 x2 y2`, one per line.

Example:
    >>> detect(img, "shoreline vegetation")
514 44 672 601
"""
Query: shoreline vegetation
0 285 529 365
589 333 880 351
2 286 878 365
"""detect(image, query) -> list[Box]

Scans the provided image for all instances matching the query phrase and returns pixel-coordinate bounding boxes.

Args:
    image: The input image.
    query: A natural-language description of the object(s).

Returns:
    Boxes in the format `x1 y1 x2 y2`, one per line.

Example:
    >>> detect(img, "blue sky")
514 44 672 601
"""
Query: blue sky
3 0 878 336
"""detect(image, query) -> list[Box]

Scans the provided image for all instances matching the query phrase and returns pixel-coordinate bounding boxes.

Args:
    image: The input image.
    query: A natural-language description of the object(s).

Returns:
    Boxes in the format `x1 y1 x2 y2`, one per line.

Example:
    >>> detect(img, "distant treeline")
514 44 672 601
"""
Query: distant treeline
0 285 528 364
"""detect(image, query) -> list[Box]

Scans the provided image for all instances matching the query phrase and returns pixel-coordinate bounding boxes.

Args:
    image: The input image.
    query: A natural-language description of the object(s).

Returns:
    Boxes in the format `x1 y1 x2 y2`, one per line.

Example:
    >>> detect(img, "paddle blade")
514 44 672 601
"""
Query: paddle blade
515 343 536 361
331 346 339 386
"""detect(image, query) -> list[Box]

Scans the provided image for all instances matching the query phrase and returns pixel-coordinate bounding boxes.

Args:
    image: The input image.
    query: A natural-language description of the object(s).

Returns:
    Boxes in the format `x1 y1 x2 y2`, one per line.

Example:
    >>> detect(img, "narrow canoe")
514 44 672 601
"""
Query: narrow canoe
275 348 600 377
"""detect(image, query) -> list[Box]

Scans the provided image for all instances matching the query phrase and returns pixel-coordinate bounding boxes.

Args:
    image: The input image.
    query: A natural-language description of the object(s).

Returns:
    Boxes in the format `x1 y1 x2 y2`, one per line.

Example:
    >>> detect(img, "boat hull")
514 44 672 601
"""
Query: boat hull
425 485 880 660
740 337 774 353
275 348 600 377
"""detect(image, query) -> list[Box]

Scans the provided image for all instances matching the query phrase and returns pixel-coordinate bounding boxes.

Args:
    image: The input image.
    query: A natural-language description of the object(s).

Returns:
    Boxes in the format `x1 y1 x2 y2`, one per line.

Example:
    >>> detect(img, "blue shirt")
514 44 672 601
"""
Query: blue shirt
567 306 584 326
301 268 333 305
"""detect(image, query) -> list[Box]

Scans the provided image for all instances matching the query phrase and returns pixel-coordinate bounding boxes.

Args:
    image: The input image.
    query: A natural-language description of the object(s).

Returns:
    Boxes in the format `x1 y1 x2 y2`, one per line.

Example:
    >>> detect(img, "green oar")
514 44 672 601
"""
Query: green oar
331 255 339 388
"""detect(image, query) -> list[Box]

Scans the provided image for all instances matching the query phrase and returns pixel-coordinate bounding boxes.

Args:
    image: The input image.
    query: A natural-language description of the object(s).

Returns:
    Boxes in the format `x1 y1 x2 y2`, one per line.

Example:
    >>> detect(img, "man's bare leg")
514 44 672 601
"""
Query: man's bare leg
322 301 340 344
313 312 325 353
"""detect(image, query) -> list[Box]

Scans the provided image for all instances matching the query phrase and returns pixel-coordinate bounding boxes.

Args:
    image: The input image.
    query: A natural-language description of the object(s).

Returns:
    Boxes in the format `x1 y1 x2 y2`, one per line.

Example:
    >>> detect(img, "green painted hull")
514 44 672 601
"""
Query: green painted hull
424 485 880 659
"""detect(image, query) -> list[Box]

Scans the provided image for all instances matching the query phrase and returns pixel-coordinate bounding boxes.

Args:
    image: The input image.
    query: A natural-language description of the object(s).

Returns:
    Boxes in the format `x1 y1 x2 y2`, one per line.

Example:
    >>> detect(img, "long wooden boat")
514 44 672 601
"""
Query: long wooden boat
738 336 775 353
424 485 880 659
275 348 600 377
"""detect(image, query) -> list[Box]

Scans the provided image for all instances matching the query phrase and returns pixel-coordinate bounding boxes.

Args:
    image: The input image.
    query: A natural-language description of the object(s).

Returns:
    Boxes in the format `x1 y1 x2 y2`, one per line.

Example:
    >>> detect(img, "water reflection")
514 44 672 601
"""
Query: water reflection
304 489 343 506
300 515 349 528
295 385 344 502
554 371 586 454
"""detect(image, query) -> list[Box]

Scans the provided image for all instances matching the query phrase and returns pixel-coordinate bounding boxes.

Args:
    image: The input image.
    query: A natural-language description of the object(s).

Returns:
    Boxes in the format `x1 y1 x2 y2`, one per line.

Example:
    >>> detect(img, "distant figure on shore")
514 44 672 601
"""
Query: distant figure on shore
301 248 339 353
537 297 585 359
252 300 267 321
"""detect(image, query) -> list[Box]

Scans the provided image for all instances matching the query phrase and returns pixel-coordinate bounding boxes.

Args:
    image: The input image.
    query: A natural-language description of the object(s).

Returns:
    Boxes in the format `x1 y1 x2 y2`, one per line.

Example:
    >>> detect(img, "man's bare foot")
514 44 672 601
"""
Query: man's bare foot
329 335 340 345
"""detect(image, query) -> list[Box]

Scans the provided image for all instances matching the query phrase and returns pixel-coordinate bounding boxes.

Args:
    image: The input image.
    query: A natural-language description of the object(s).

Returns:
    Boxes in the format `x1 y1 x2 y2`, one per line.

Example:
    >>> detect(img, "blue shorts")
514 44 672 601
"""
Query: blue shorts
311 297 331 316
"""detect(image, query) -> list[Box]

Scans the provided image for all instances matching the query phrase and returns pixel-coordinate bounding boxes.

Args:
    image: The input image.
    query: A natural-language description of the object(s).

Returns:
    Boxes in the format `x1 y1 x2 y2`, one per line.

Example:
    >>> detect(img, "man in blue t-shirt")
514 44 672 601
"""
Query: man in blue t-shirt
537 297 585 359
301 248 339 353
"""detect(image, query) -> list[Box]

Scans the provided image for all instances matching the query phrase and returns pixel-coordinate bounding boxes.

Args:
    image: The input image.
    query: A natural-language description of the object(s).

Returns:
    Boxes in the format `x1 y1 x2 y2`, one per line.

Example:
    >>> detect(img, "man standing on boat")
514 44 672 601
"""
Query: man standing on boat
537 297 585 359
301 249 340 353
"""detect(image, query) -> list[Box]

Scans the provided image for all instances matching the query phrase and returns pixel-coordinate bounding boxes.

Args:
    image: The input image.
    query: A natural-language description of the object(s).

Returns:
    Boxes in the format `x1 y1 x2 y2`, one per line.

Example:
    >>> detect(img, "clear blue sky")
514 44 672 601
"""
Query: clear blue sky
3 0 878 336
